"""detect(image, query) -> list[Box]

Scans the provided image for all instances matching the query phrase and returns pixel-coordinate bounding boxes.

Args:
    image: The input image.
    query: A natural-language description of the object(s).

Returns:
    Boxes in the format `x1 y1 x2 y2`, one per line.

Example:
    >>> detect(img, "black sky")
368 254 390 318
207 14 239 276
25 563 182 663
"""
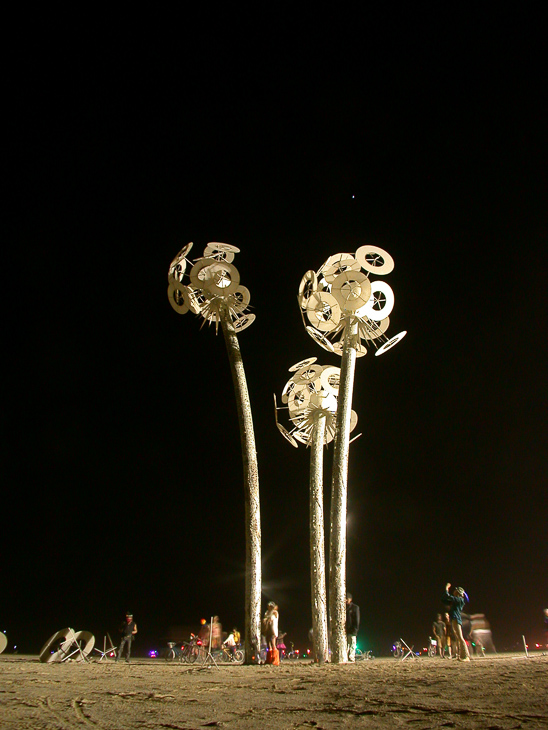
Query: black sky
4 11 547 656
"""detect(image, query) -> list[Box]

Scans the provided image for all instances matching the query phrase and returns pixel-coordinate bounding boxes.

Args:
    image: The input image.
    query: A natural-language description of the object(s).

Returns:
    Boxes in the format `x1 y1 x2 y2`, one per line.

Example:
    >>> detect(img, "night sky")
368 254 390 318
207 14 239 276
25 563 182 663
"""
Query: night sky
4 11 546 657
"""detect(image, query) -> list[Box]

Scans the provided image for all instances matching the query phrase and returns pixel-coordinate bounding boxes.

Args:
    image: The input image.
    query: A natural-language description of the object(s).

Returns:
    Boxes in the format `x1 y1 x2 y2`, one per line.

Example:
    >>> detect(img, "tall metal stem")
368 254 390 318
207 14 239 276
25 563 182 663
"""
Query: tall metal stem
220 306 261 664
329 317 358 663
309 412 328 664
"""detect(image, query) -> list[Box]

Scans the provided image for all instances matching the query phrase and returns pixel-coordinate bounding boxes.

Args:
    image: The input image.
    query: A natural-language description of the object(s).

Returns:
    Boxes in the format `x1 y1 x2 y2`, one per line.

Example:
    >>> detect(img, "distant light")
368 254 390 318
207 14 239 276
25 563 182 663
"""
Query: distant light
351 195 355 199
148 649 158 658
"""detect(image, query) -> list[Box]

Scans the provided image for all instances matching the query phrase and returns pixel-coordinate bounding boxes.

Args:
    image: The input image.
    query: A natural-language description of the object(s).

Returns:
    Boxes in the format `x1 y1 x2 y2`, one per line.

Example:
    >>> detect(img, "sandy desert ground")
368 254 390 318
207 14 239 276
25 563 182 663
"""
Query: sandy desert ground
0 653 547 729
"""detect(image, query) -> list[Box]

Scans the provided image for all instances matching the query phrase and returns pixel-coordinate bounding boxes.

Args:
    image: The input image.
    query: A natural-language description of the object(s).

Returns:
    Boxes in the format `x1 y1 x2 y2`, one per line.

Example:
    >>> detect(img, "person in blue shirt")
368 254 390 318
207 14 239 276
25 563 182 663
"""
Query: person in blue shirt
443 583 470 661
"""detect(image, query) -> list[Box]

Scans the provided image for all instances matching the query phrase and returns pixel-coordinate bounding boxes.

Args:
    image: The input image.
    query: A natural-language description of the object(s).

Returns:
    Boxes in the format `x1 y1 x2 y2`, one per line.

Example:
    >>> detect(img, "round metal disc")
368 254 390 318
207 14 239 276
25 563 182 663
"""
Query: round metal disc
74 631 96 660
349 410 358 432
331 270 372 312
305 326 336 353
281 378 296 404
355 245 395 275
320 365 341 395
289 357 317 372
192 259 240 296
231 313 255 332
187 286 207 314
319 253 360 283
228 285 251 313
306 292 341 332
362 280 395 321
203 242 240 263
375 330 407 356
276 422 299 448
288 387 311 414
167 283 191 315
39 628 75 663
168 242 193 282
0 632 7 654
298 270 318 309
292 363 323 386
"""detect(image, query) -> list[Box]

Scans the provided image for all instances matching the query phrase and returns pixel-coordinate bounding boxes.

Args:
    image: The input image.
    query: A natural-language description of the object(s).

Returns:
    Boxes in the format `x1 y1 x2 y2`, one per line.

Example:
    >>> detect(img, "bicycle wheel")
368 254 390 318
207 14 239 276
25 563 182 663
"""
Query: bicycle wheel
166 648 176 662
187 646 198 664
220 649 230 663
233 649 244 664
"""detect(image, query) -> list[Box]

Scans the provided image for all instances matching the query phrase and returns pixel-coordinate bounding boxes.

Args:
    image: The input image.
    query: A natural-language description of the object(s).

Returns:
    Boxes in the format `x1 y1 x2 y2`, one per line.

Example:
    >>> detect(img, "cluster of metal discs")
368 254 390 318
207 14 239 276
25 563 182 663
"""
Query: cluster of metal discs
274 357 359 448
167 242 255 332
298 246 406 356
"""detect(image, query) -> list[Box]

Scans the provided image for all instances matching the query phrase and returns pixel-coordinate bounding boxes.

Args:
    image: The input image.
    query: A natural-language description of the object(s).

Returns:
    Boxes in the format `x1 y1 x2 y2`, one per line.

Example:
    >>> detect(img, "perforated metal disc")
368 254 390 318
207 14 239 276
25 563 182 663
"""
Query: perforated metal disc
362 281 395 321
167 283 191 314
331 270 372 312
319 253 361 283
231 313 255 332
277 422 299 448
289 357 317 372
306 292 341 332
298 270 318 309
203 242 240 262
355 245 395 275
306 326 336 353
39 628 75 663
228 285 251 313
74 631 95 660
281 378 296 404
320 365 341 395
168 242 194 282
375 330 407 356
292 363 323 386
288 387 312 414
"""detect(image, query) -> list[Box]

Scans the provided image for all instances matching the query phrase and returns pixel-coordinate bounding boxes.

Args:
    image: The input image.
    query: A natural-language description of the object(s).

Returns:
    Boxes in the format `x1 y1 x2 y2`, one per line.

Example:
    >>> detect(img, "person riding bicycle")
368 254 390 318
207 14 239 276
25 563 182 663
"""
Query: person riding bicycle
223 628 239 656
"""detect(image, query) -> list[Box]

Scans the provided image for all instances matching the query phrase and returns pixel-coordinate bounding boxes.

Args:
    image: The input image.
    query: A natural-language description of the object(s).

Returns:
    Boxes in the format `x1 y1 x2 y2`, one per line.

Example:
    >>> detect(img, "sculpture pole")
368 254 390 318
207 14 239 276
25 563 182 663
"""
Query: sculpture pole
166 242 262 665
329 318 358 663
220 305 262 664
309 411 329 664
297 247 406 664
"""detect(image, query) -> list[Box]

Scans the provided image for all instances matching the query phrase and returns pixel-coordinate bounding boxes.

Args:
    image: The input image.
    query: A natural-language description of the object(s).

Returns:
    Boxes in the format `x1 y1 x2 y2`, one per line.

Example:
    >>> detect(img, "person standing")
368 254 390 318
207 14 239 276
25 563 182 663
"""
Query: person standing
432 613 446 658
345 593 360 662
116 612 138 663
263 602 280 665
443 583 470 661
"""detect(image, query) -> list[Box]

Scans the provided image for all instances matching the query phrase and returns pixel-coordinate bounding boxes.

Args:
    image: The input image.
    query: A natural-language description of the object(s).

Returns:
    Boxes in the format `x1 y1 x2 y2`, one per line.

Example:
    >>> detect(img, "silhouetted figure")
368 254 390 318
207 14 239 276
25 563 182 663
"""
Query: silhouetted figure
345 593 360 662
116 612 138 663
443 583 470 661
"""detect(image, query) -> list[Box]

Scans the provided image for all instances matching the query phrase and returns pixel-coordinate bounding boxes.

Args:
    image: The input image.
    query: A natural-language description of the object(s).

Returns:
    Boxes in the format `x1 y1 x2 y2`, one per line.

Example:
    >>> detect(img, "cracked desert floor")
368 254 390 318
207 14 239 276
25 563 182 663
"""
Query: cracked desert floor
1 653 547 729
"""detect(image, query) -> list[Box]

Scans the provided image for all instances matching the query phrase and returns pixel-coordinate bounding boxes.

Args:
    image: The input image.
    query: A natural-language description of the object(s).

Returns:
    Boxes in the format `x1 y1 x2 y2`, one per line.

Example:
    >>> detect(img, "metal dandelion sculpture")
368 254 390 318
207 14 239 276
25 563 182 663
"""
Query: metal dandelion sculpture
275 358 360 664
167 242 261 664
298 245 406 663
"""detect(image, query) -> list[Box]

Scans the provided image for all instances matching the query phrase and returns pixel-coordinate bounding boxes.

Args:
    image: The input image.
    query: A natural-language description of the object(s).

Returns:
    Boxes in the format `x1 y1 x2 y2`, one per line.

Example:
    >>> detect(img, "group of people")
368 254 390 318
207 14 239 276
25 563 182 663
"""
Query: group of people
432 583 497 660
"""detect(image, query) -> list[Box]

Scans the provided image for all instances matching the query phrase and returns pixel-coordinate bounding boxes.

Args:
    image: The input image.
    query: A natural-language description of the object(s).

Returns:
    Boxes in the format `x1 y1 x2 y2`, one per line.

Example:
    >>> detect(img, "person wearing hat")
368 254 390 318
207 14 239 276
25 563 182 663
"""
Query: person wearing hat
443 583 470 661
116 612 138 663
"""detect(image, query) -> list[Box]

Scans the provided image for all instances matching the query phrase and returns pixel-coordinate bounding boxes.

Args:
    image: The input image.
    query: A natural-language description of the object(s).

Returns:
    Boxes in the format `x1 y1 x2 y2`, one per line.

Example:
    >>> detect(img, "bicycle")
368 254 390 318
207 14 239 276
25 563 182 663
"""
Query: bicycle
166 641 183 662
355 649 375 660
427 636 438 657
219 645 244 664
